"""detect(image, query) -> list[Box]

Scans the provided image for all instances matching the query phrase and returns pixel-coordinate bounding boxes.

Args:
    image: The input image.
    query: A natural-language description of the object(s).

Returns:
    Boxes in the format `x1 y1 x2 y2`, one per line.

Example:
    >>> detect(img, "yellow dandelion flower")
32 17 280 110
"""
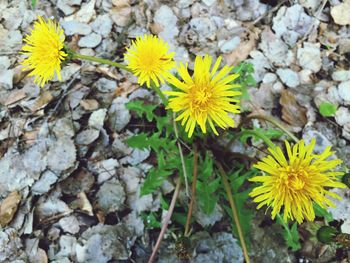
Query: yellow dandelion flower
250 139 346 223
21 16 67 87
165 55 241 138
124 34 175 88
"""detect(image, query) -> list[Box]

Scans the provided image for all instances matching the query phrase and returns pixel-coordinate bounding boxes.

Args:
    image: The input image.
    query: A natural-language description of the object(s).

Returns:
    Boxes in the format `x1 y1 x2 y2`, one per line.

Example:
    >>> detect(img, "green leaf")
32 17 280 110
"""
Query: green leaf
240 127 284 144
314 203 333 222
319 102 337 117
125 132 169 153
276 215 301 251
140 166 173 196
126 100 157 122
141 212 161 229
31 0 37 8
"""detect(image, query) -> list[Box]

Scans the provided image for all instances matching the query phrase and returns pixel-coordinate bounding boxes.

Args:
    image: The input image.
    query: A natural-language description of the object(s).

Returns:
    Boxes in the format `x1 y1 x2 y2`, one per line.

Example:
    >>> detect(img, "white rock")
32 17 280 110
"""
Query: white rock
61 21 92 36
342 123 350 141
2 8 22 30
0 69 14 90
194 203 223 227
0 56 11 70
57 63 81 82
332 70 350 82
218 36 240 53
57 0 82 15
338 80 350 102
78 33 102 48
299 0 321 12
273 4 314 46
67 0 96 23
154 5 179 42
202 0 216 6
91 14 113 37
108 97 131 132
331 0 350 25
297 43 322 72
276 68 300 88
248 50 271 83
75 129 100 145
189 17 217 42
299 69 313 84
47 137 76 172
89 158 119 183
96 178 125 213
59 216 80 234
335 107 350 126
95 78 116 93
262 73 277 83
178 0 194 8
272 81 283 94
88 109 107 129
0 27 22 53
341 219 350 234
302 128 332 154
31 171 58 195
328 189 350 221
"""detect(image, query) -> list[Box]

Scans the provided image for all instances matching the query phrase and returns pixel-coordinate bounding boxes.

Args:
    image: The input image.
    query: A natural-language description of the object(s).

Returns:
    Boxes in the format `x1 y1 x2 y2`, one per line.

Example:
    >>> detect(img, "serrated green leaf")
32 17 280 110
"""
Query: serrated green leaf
276 215 301 251
141 212 161 229
31 0 37 8
240 127 284 144
314 203 333 222
125 133 169 153
319 102 337 117
140 166 173 196
125 100 157 122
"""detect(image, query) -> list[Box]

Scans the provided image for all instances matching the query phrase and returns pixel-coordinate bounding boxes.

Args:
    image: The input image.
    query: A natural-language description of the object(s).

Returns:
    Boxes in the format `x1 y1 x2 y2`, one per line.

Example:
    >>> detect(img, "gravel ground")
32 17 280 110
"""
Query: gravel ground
0 0 350 262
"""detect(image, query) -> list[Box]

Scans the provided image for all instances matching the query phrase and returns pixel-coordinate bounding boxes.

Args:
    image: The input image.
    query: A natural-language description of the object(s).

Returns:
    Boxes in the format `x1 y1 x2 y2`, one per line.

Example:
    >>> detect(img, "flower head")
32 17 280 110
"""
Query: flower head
21 16 67 87
165 55 241 138
250 139 346 223
124 34 175 88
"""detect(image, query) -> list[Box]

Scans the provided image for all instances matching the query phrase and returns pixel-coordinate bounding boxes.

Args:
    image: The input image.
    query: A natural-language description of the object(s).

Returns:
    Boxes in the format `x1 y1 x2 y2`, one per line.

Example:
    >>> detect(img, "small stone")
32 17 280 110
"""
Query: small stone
189 17 217 42
332 70 350 82
57 63 81 82
262 73 277 83
0 57 11 70
299 69 313 84
154 5 179 41
61 21 92 36
95 78 116 93
78 33 102 48
335 107 350 126
91 15 113 37
178 0 194 8
299 0 321 12
108 97 131 132
47 138 76 172
338 81 350 103
31 171 58 195
276 68 300 88
272 81 283 94
57 0 82 15
88 109 107 129
75 129 100 145
0 69 13 90
302 128 332 154
89 158 119 183
331 0 350 25
218 36 240 53
297 43 322 73
59 216 80 234
96 178 125 214
110 6 132 27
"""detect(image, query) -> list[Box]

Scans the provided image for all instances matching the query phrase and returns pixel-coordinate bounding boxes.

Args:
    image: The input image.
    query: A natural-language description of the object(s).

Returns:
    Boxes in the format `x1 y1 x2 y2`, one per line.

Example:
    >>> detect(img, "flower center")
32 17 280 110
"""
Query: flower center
280 167 307 191
190 85 213 112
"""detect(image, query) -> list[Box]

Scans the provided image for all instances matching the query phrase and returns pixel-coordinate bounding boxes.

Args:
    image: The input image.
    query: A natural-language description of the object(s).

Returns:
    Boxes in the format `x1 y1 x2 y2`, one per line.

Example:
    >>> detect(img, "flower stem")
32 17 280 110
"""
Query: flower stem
244 114 299 143
71 52 130 72
216 161 250 263
184 144 199 236
151 83 168 106
147 177 182 263
237 130 275 148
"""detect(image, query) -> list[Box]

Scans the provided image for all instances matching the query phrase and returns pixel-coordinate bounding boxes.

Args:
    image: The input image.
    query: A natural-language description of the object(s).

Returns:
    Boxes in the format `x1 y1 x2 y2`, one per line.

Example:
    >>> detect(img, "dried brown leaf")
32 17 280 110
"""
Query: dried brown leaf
30 90 53 112
279 89 307 128
0 191 21 227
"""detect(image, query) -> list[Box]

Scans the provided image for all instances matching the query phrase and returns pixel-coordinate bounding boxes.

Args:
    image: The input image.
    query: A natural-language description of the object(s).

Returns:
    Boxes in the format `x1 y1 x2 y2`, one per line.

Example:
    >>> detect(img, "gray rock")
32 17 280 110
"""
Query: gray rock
75 129 100 145
0 69 13 90
88 109 107 130
0 27 22 53
276 68 300 88
89 158 119 183
273 4 314 46
299 0 322 12
31 171 58 195
53 118 75 138
302 127 332 154
194 203 223 227
96 178 125 214
297 42 322 72
61 20 92 36
108 97 131 132
248 50 271 83
35 197 72 222
218 36 240 53
202 0 216 6
0 56 11 70
0 228 27 262
56 63 81 82
328 189 350 221
335 107 350 126
262 73 277 83
91 14 113 37
178 0 194 8
78 33 102 48
55 235 77 259
189 17 217 42
47 137 76 172
154 5 179 42
299 69 313 84
332 70 350 81
2 7 23 30
57 0 82 15
59 216 80 234
338 80 350 103
95 78 117 93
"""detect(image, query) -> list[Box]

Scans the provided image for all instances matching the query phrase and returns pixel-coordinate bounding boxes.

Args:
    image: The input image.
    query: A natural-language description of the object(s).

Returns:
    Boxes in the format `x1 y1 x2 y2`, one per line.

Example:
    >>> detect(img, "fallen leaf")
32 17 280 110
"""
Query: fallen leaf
2 89 27 106
30 90 53 112
0 191 21 227
280 89 307 128
77 192 93 216
80 99 99 111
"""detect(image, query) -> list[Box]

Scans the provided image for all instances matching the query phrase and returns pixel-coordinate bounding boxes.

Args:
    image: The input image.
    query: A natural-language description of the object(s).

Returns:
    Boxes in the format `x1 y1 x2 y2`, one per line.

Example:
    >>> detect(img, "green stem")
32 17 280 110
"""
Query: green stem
236 130 275 148
151 83 168 106
71 52 130 72
244 115 299 143
216 161 250 263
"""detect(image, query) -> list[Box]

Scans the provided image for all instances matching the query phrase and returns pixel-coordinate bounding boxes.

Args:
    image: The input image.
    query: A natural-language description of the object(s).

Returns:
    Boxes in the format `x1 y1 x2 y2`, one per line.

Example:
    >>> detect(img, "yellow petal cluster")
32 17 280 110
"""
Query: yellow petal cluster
250 139 346 223
21 16 67 87
165 55 241 138
124 34 175 88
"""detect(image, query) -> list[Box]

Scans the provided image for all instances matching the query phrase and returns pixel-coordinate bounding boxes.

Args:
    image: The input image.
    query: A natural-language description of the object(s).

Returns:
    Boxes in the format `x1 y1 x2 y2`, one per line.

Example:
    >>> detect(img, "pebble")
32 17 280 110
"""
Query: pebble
297 43 322 73
302 127 332 153
88 109 107 130
0 69 14 90
57 0 82 15
332 70 350 82
96 178 125 214
108 97 131 132
218 36 240 53
61 20 92 36
189 17 217 42
202 0 216 6
335 107 350 126
91 14 113 37
338 80 350 103
262 73 277 83
154 5 179 41
299 69 313 84
178 0 194 8
78 33 102 48
110 5 132 27
331 0 350 25
276 68 300 88
75 129 100 145
95 78 117 93
0 56 11 70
